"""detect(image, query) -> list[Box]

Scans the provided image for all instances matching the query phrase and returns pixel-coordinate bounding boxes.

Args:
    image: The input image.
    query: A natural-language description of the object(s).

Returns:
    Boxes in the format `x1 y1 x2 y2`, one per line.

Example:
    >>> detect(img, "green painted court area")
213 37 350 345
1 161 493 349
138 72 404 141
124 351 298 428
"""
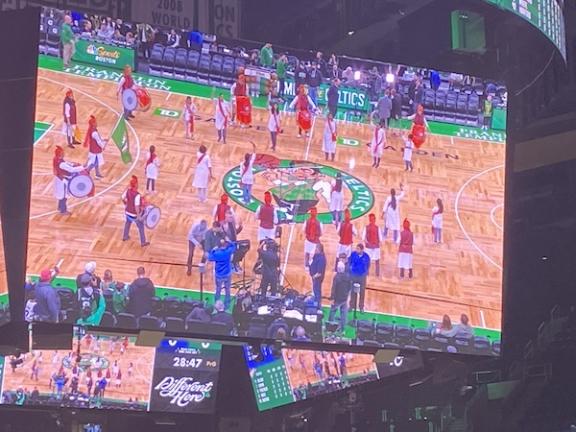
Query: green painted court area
34 121 53 145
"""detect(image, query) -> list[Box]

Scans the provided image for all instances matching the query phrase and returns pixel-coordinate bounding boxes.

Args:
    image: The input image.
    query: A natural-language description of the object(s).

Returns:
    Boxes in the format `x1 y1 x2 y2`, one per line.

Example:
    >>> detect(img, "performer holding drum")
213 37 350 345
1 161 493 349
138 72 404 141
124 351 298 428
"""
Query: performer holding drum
289 85 317 138
406 104 429 149
84 115 107 179
121 175 150 247
53 146 89 215
63 89 81 148
118 65 152 120
234 74 252 128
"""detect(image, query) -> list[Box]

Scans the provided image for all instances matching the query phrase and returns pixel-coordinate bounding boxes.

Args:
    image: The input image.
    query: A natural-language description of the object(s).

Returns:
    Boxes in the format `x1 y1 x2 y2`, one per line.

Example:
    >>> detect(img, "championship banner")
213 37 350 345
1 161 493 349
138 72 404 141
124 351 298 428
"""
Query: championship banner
110 116 132 164
73 39 135 71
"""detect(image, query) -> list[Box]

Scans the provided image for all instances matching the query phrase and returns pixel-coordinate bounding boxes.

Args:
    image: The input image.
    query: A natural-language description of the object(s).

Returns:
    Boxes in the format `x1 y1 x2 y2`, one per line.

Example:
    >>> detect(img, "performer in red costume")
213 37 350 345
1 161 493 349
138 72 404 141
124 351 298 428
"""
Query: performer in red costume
256 191 278 242
121 175 149 247
289 85 317 138
63 89 81 148
234 74 252 127
117 64 136 120
397 218 414 279
53 146 85 215
84 115 107 179
362 213 382 277
212 194 234 223
303 207 322 267
406 104 429 148
336 209 356 268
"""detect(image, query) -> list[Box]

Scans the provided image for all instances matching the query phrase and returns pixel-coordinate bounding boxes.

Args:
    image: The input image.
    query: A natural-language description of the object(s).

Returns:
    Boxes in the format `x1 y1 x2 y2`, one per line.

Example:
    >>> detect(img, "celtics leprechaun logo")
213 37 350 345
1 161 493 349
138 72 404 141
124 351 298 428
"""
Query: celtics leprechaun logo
222 154 374 224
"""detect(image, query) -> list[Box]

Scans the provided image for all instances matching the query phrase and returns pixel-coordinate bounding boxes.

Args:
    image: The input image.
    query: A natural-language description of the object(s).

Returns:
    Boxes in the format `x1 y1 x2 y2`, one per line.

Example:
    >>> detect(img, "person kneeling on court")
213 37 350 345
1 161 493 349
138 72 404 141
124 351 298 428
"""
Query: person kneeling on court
208 238 237 310
121 175 150 247
328 261 352 333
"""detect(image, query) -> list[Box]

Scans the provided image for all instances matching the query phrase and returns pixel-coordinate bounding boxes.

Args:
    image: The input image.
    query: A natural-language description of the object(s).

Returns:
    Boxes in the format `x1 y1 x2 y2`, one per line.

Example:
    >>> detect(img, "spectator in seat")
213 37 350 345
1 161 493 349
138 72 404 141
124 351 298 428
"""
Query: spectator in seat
342 66 354 83
208 239 237 309
328 63 340 81
112 29 125 43
76 274 106 326
212 300 234 333
80 20 93 38
435 314 459 337
456 314 474 337
100 269 116 292
187 305 212 323
327 53 338 69
327 78 340 118
126 266 155 317
260 42 274 68
328 261 351 332
125 32 136 46
97 22 113 41
34 269 61 323
76 261 100 293
112 282 128 315
293 325 310 342
167 29 180 48
60 15 76 68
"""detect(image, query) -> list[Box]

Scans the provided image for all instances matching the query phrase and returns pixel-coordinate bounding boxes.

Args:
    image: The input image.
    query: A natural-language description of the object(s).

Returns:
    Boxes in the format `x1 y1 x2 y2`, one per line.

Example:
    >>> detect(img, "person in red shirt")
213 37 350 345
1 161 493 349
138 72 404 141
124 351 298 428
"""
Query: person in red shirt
336 208 356 268
397 218 414 279
212 194 234 223
303 207 322 267
256 191 278 241
84 115 107 179
362 213 382 277
289 85 317 138
121 175 149 247
406 104 429 148
63 89 80 148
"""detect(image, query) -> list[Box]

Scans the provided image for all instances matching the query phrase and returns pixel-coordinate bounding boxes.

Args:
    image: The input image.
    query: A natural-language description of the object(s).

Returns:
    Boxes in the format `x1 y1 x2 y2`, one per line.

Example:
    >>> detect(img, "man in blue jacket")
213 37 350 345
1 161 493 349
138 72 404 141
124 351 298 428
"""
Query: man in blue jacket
34 269 61 323
208 239 237 309
348 243 370 313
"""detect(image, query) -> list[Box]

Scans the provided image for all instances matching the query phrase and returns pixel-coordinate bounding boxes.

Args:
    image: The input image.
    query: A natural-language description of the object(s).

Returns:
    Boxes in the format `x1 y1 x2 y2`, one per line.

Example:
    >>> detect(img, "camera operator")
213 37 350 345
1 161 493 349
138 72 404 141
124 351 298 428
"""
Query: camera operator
258 239 280 297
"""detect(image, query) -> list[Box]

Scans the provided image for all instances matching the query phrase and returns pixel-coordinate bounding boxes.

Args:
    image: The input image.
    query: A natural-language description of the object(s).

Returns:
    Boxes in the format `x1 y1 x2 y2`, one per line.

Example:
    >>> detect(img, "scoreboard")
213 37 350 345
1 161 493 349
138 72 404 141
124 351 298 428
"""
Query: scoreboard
249 357 294 411
486 0 566 59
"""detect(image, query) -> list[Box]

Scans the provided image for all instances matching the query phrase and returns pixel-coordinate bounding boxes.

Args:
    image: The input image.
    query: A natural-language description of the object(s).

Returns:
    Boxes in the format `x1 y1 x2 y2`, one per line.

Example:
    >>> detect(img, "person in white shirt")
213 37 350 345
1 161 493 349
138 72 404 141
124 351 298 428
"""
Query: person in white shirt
214 94 230 143
432 198 444 243
52 146 86 215
403 132 414 172
84 115 107 179
192 145 214 203
240 141 257 204
382 185 405 243
183 96 197 140
145 145 160 193
267 103 281 151
167 29 180 47
323 112 337 161
370 121 386 168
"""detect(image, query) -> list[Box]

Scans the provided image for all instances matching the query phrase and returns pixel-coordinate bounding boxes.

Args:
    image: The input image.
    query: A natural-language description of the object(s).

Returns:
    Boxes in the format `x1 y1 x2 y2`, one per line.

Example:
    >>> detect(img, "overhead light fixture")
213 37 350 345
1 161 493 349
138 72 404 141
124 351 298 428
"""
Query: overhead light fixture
348 30 355 36
541 256 549 261
385 73 395 83
354 70 361 81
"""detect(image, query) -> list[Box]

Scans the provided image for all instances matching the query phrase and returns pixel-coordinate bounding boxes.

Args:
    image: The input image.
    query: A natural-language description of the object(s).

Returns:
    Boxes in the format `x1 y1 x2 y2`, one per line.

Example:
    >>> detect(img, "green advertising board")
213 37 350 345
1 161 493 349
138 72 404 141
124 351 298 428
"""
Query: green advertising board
283 79 370 112
73 39 135 71
491 107 507 131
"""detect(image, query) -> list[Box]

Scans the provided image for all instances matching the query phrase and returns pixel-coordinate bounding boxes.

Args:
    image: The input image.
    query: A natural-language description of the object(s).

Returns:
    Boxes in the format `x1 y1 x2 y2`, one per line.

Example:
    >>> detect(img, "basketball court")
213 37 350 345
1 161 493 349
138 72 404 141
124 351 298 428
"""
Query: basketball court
9 57 504 333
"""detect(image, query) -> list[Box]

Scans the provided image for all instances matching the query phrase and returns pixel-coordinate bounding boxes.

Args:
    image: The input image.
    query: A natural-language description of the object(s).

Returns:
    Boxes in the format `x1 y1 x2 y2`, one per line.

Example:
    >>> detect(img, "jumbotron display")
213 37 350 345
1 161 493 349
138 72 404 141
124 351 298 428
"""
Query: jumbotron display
25 7 504 355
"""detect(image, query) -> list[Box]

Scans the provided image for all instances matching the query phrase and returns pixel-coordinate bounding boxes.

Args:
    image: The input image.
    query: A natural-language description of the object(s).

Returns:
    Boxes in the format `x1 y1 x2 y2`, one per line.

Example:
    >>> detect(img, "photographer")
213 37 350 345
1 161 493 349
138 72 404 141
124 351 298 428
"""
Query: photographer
77 273 106 326
258 239 280 297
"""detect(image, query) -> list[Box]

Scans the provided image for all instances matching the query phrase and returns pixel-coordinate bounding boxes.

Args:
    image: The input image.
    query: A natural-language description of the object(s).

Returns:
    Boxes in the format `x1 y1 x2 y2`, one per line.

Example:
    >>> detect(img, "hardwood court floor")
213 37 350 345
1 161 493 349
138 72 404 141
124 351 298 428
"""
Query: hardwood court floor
2 335 154 403
24 67 504 330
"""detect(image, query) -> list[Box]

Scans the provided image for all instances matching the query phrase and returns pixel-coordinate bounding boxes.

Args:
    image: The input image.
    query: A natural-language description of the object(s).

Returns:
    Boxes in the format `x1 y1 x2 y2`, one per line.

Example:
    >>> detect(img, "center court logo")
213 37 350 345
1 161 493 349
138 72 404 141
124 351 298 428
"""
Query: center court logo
222 154 374 224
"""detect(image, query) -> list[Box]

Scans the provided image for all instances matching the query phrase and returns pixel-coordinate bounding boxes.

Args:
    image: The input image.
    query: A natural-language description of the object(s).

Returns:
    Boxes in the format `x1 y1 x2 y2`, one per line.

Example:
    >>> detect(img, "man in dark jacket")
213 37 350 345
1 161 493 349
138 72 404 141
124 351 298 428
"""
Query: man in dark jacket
328 261 351 331
212 300 235 334
34 269 61 323
258 240 280 297
127 266 155 317
203 221 224 261
327 79 340 118
309 243 327 306
307 61 323 106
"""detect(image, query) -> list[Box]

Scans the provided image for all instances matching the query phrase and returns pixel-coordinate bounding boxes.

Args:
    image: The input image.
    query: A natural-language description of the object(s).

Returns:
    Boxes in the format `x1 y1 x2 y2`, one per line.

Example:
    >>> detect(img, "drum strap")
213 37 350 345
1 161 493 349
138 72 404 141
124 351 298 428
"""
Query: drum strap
328 119 336 141
374 128 382 149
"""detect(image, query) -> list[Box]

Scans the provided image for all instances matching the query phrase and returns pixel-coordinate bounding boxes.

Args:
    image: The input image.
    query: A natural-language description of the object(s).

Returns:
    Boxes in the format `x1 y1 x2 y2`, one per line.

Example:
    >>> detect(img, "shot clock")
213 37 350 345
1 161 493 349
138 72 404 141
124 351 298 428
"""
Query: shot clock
149 339 222 413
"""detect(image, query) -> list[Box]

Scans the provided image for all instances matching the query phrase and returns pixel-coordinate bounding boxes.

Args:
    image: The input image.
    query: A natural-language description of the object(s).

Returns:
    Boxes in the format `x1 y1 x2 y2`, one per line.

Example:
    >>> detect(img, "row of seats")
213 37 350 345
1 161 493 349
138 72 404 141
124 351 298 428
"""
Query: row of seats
149 44 245 87
355 320 500 356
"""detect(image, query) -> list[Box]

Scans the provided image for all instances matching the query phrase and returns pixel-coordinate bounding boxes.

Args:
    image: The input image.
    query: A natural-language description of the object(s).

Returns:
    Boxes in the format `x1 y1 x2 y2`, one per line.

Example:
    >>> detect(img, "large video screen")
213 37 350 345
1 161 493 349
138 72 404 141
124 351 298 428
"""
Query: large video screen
25 6 503 355
244 344 379 411
0 329 222 412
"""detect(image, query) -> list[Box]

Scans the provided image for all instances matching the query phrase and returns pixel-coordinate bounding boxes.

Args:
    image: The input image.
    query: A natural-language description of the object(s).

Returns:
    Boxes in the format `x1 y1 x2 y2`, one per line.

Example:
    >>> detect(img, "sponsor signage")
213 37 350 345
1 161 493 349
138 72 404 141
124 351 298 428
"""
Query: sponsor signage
283 80 370 111
154 107 182 118
73 39 135 70
149 339 222 413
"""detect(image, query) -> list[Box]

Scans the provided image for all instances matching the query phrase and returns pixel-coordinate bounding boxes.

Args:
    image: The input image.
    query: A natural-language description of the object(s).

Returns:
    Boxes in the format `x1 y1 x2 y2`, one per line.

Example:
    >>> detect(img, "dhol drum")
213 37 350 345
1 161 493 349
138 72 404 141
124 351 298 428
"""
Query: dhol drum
236 95 252 125
297 110 312 131
136 87 152 112
411 123 426 148
142 205 161 230
68 171 94 198
122 88 138 112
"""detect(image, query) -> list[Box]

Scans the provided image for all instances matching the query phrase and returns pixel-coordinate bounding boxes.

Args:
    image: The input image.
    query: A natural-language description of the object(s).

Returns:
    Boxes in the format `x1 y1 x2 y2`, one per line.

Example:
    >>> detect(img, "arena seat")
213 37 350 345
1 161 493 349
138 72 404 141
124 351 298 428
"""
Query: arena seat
161 47 176 77
247 316 268 338
138 315 162 330
57 288 77 310
45 25 61 57
186 319 230 336
375 323 394 344
164 317 186 332
197 53 212 83
100 311 117 328
234 57 246 75
186 49 201 81
394 325 413 345
454 333 473 352
116 313 138 329
413 327 432 344
61 308 80 324
174 48 188 80
492 340 501 355
210 54 224 85
356 320 375 342
473 336 491 354
383 342 401 350
148 45 164 76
